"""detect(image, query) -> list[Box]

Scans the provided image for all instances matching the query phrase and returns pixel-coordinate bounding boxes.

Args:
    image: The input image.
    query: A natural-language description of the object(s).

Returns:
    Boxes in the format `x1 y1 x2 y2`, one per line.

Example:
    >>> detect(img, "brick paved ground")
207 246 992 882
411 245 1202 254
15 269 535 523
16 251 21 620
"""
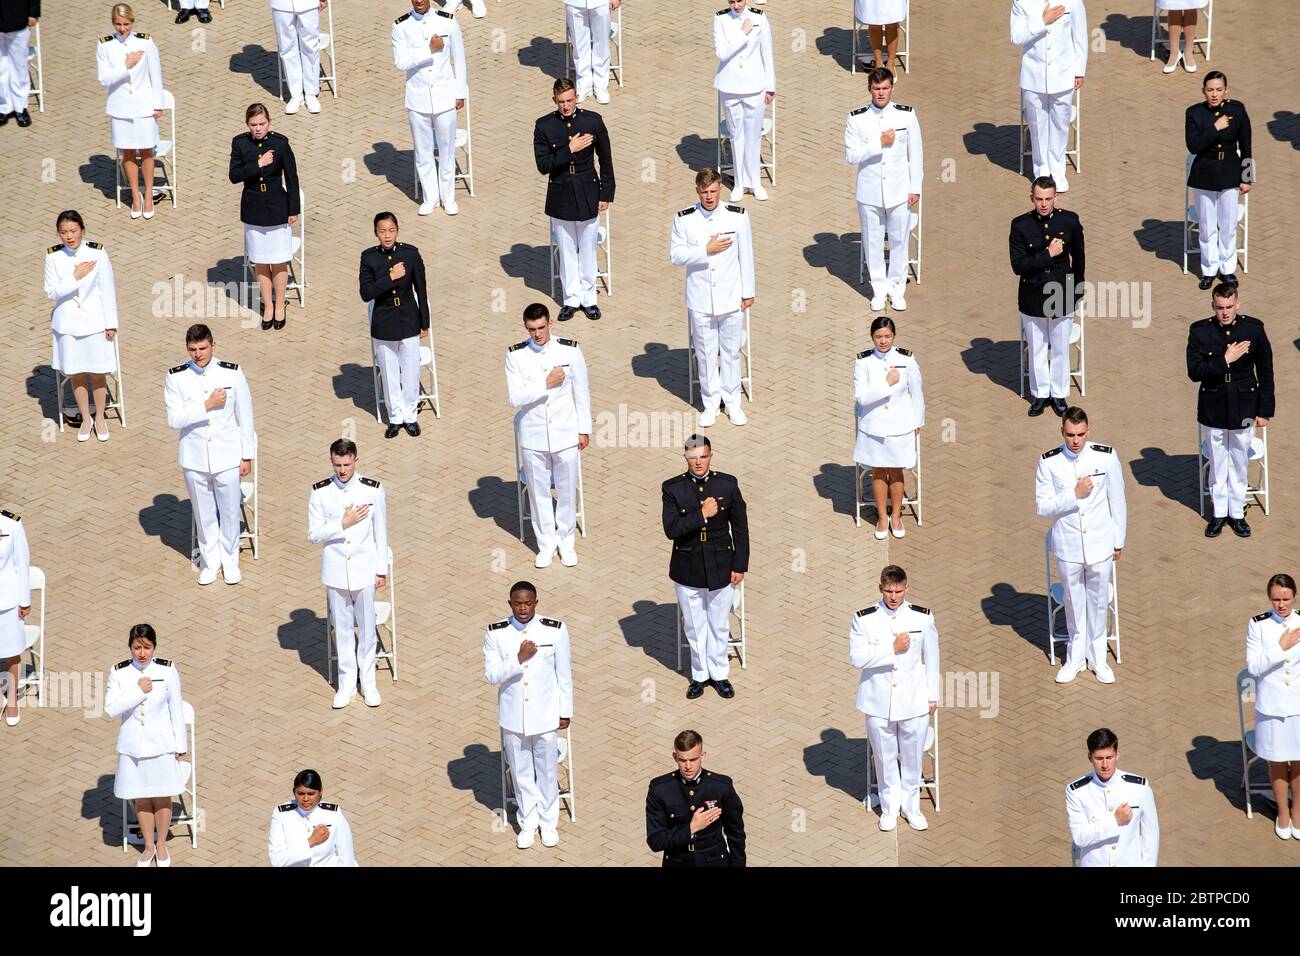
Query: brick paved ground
1 0 1296 867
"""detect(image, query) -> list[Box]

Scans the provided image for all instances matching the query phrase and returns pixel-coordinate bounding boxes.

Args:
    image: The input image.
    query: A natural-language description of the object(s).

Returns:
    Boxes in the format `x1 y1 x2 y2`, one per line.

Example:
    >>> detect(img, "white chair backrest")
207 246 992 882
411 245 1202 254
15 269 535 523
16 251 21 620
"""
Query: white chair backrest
183 699 195 727
1236 667 1253 737
28 566 46 590
161 89 176 111
299 188 306 213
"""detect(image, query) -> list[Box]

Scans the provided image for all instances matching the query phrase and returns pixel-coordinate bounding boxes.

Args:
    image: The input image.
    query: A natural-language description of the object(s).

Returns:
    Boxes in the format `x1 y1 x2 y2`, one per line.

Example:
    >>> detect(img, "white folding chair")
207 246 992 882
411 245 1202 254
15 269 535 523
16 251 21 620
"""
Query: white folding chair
676 580 747 672
564 3 623 89
1198 425 1269 517
864 709 939 813
277 1 336 100
549 207 612 299
686 309 753 407
499 725 577 825
857 198 922 287
17 566 45 706
413 95 475 202
122 699 199 851
1018 313 1085 397
717 93 777 188
189 432 259 566
851 4 909 74
1019 86 1081 176
27 21 43 113
515 427 587 543
1183 154 1249 275
853 432 922 528
325 546 398 685
115 89 178 210
54 335 128 431
1151 0 1213 62
1045 530 1121 667
1237 667 1274 819
370 332 441 424
243 188 307 309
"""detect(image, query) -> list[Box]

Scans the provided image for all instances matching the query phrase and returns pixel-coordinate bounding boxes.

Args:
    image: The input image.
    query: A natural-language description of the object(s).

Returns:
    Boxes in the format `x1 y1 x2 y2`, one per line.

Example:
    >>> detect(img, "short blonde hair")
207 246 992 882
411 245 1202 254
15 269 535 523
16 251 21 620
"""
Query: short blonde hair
111 3 136 22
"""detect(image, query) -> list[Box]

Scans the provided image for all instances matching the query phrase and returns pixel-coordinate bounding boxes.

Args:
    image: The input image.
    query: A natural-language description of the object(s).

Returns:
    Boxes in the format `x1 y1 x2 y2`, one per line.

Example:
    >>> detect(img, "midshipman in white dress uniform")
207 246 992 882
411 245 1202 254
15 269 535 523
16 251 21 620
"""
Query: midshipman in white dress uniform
45 238 118 376
269 0 325 114
268 800 358 866
1065 729 1158 866
713 0 775 201
1245 577 1300 779
854 343 923 469
96 26 163 149
564 0 616 104
1010 0 1086 190
105 656 189 800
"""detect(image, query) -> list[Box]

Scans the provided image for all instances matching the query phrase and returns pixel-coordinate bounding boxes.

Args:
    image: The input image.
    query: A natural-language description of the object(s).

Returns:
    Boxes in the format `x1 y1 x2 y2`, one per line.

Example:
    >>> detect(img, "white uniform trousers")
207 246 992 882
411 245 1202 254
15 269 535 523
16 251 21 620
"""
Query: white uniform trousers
552 216 598 307
721 91 765 190
1204 424 1253 519
373 335 421 425
566 3 611 98
502 728 559 833
1023 88 1072 181
0 28 31 115
273 8 321 99
675 582 733 682
1192 187 1240 277
690 309 744 414
1056 555 1112 669
866 712 927 818
184 466 242 570
409 108 458 208
327 585 377 693
859 201 911 296
179 0 211 9
520 444 579 553
1021 312 1072 399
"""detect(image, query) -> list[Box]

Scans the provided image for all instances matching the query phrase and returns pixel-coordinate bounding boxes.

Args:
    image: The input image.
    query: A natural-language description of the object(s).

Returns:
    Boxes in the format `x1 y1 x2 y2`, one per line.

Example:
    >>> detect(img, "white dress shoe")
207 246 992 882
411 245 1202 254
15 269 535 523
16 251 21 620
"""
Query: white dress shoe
1183 53 1196 73
534 547 556 569
222 561 241 585
418 200 435 216
156 850 172 867
725 402 747 426
889 291 907 311
285 97 302 115
1276 822 1292 840
874 525 888 541
1093 663 1116 684
77 424 93 442
470 0 487 16
95 421 111 441
728 186 743 203
362 686 382 707
129 207 143 220
869 296 886 311
4 711 19 727
1163 52 1182 73
516 827 537 849
558 538 578 567
540 829 560 847
1055 663 1082 684
197 565 219 586
698 407 718 428
594 88 610 105
305 94 321 114
878 813 897 832
1291 824 1300 840
141 209 155 221
751 184 768 201
902 808 929 831
136 849 155 867
331 687 354 709
890 523 906 539
443 201 459 216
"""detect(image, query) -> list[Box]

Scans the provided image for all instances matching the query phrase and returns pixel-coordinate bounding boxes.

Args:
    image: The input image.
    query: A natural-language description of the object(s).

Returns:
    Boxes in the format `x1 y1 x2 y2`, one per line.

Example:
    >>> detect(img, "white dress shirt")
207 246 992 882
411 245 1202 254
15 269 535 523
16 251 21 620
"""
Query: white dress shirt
96 32 164 118
1011 0 1088 95
105 658 186 759
392 8 467 114
1066 769 1159 867
506 336 592 453
164 358 257 474
1246 609 1300 719
854 346 923 439
307 475 389 592
483 614 574 736
0 512 31 612
45 242 118 337
669 202 755 316
713 7 775 95
844 100 923 208
1036 441 1127 565
267 801 358 867
850 600 940 721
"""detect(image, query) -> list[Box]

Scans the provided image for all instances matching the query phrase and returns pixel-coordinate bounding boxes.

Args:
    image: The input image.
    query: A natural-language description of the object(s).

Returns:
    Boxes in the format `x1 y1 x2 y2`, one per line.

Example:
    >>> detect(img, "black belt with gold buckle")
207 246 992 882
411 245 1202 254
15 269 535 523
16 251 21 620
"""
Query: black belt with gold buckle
699 530 707 542
259 182 267 192
568 163 575 174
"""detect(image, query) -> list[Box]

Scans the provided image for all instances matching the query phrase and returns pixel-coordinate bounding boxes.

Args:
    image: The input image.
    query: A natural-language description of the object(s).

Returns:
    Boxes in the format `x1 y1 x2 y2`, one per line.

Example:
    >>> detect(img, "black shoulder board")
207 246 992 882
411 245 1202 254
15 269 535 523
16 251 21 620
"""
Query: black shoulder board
850 105 868 115
751 7 764 12
1089 443 1112 454
893 104 913 112
508 340 528 351
436 9 453 16
0 510 19 522
134 32 150 39
488 620 509 630
115 659 133 670
218 360 239 370
1069 775 1091 790
557 338 578 347
1253 611 1271 622
319 802 339 810
47 244 63 254
85 240 104 249
360 477 381 488
725 204 746 214
1041 447 1062 459
677 206 696 217
394 12 410 22
278 802 296 812
312 478 331 490
895 347 913 357
1121 774 1146 786
911 605 931 615
101 35 113 42
716 8 728 14
169 364 188 374
856 349 871 359
856 606 877 617
541 618 562 628
154 658 171 667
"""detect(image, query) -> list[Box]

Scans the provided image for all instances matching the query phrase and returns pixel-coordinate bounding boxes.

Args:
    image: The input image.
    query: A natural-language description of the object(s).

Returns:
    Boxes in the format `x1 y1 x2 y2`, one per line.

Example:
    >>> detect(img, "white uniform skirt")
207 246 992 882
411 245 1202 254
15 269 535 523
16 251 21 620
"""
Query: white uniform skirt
856 0 908 24
1254 712 1300 762
244 223 293 265
1156 0 1208 10
110 115 159 150
52 331 116 375
115 752 191 800
855 430 915 469
0 605 25 658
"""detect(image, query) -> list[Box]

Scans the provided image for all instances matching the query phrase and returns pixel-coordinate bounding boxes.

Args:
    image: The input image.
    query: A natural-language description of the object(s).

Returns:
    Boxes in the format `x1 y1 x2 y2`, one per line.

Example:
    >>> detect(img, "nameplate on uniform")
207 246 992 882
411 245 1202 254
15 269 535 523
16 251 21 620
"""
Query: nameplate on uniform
359 477 381 488
856 349 871 359
911 605 931 615
47 244 63 253
1121 774 1146 786
556 338 578 347
508 341 528 352
850 106 868 116
1089 443 1112 454
436 9 453 16
856 606 877 617
0 510 19 522
488 620 509 630
312 478 331 490
86 240 104 250
1069 775 1090 790
1041 447 1062 459
677 206 696 217
115 659 133 670
750 7 764 13
1253 611 1272 622
319 802 338 810
277 802 296 812
394 11 410 22
218 361 239 370
893 104 913 112
895 347 913 357
154 658 171 667
169 364 188 374
540 618 562 628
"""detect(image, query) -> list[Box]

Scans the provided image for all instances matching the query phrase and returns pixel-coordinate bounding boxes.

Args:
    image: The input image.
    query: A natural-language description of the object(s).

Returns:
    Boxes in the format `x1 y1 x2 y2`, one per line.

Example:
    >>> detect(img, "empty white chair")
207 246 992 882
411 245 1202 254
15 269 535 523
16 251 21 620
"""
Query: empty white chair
850 3 910 75
1045 530 1121 667
858 197 922 286
514 426 587 543
854 432 922 528
1019 86 1081 176
370 336 441 424
277 1 337 100
326 547 398 684
549 207 612 299
1183 154 1249 275
54 334 127 432
717 92 777 188
27 21 43 113
500 725 576 825
686 309 753 407
414 94 475 202
123 700 200 851
564 3 624 89
1018 312 1085 398
1151 0 1213 62
243 188 307 309
1198 425 1269 517
17 566 45 706
676 580 747 671
116 89 178 210
864 708 938 812
1237 667 1273 819
190 432 259 565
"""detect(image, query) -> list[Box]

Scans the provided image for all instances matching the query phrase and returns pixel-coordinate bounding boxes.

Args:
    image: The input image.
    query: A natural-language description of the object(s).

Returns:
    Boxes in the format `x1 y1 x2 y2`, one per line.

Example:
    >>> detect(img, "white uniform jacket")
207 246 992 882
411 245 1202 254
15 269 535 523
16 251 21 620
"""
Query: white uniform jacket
0 511 31 612
1066 770 1159 867
392 8 467 115
96 32 164 118
44 242 119 337
845 101 923 208
850 600 940 722
164 359 257 474
854 345 923 439
307 475 389 592
1036 441 1126 566
269 0 321 12
1246 610 1300 719
563 0 608 8
713 7 774 95
506 336 592 452
669 202 755 316
483 615 574 736
105 658 186 759
267 801 358 867
1010 0 1087 95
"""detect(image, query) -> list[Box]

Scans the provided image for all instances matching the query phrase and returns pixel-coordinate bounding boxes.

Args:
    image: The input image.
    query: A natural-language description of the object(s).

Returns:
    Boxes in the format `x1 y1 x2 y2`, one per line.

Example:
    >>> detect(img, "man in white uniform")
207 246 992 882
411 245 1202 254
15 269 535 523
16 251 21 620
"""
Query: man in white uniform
307 439 389 709
0 1 37 129
393 0 467 216
845 67 922 312
564 0 619 104
1011 0 1086 191
164 324 255 588
270 0 326 115
505 304 592 569
669 167 755 428
483 581 574 849
1065 727 1159 866
1035 406 1126 684
850 564 939 832
174 0 212 24
714 0 775 202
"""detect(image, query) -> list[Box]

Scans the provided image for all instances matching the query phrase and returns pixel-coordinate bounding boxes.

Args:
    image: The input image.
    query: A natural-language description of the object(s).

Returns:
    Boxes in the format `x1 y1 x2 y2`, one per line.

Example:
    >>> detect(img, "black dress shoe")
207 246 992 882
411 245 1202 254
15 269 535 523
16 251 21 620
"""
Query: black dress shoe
261 301 273 331
196 9 212 22
1027 398 1048 417
1230 517 1252 538
1198 275 1215 290
713 679 735 699
0 112 11 126
582 304 601 321
686 680 705 700
1218 272 1239 287
403 421 421 437
14 110 30 127
273 314 286 330
556 306 577 321
1050 398 1068 417
1204 517 1227 538
175 9 192 22
384 424 402 439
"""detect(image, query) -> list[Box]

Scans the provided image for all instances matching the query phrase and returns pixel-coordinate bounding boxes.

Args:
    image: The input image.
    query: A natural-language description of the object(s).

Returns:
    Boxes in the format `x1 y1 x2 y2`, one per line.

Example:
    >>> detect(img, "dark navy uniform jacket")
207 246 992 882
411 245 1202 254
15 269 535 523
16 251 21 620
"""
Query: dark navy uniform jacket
1186 313 1274 429
1009 207 1085 319
662 470 749 591
228 131 300 227
359 241 430 341
645 768 746 867
533 107 615 222
1186 99 1252 192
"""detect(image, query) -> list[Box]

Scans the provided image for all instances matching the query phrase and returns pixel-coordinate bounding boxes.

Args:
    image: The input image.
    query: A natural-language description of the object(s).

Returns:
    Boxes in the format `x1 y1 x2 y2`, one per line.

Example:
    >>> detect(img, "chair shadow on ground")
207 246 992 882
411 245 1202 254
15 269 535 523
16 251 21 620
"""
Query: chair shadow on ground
333 362 377 419
803 232 873 300
617 599 680 673
1099 12 1154 58
1129 447 1201 514
516 36 566 79
963 122 1022 176
206 257 248 316
1268 110 1300 151
983 581 1050 662
277 607 330 684
79 154 118 201
675 133 718 173
812 463 857 520
630 342 691 406
138 494 193 562
467 475 526 542
26 365 61 423
364 141 418 203
960 337 1022 397
814 27 856 73
446 743 505 814
804 728 869 802
1134 219 1184 267
228 44 281 98
1187 734 1269 817
82 773 120 847
499 243 554 299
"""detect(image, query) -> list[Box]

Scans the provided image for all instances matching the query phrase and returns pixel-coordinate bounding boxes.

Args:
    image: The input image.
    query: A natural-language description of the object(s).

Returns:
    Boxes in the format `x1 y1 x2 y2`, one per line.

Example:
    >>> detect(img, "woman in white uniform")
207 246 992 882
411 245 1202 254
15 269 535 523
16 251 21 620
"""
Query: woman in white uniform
105 624 190 866
1245 573 1300 840
43 211 119 442
267 769 359 866
96 4 166 219
855 0 908 76
854 316 923 540
0 509 32 728
1157 0 1208 74
713 0 775 202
